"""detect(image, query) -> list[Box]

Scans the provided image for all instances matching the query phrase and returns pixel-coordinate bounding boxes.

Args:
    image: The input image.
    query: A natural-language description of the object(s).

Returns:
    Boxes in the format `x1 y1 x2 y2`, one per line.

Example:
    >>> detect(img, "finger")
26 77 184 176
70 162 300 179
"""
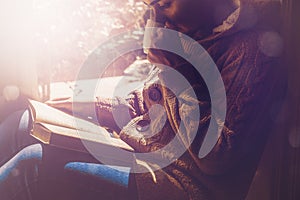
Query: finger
48 97 71 102
45 97 71 105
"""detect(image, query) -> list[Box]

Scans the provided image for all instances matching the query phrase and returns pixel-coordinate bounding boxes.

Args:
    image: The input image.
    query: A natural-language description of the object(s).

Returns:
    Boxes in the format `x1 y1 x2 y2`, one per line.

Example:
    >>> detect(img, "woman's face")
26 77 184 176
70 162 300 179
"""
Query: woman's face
144 0 214 33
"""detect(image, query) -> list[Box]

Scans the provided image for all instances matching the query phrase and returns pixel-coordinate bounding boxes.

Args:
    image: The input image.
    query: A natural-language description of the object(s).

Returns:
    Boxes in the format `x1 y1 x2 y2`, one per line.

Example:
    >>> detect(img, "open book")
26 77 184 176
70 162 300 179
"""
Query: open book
28 100 134 164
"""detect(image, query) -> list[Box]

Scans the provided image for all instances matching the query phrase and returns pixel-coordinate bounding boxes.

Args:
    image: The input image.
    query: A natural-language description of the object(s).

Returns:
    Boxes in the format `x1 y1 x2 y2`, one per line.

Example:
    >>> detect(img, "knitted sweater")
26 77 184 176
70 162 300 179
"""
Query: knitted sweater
96 1 286 199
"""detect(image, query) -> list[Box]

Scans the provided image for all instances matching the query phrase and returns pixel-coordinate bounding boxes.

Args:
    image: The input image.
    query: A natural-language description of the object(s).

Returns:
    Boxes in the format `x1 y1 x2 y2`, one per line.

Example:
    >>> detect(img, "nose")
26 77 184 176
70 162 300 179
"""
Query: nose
143 0 160 6
149 4 167 24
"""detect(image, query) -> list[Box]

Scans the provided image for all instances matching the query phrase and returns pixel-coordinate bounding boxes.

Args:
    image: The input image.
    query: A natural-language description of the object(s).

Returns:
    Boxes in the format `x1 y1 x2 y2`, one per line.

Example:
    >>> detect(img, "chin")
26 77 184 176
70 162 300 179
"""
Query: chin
166 23 191 34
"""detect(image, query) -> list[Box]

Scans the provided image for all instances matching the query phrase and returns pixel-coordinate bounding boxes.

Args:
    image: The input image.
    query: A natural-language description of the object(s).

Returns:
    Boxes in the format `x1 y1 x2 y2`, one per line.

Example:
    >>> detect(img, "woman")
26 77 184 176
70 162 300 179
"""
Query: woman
0 0 286 199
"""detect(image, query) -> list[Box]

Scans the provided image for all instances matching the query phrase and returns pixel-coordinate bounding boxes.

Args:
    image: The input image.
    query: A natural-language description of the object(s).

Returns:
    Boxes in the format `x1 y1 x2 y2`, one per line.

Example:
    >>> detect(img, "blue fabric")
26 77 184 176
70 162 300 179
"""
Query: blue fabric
18 109 31 135
64 162 131 188
0 144 42 182
0 109 133 199
0 109 37 166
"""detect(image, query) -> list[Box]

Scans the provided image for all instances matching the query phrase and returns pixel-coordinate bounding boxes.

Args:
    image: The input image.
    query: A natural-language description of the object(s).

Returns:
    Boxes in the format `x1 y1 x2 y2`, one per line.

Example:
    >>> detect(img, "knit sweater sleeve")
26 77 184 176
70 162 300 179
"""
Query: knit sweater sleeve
94 88 145 133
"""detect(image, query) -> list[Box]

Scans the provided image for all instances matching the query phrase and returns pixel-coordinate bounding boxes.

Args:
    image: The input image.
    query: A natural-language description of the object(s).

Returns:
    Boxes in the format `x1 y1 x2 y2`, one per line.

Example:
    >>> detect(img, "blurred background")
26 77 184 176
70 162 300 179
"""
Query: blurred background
0 0 283 101
0 0 147 101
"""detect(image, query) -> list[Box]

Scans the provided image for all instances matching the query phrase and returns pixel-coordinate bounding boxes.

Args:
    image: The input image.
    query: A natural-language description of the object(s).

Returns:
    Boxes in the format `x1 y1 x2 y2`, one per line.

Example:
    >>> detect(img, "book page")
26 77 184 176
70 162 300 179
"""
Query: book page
29 99 110 137
32 122 133 151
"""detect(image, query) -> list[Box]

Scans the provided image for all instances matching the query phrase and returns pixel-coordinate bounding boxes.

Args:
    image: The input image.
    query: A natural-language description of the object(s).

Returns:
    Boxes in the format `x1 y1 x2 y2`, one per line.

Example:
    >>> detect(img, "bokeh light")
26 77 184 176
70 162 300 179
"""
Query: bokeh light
0 0 146 83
